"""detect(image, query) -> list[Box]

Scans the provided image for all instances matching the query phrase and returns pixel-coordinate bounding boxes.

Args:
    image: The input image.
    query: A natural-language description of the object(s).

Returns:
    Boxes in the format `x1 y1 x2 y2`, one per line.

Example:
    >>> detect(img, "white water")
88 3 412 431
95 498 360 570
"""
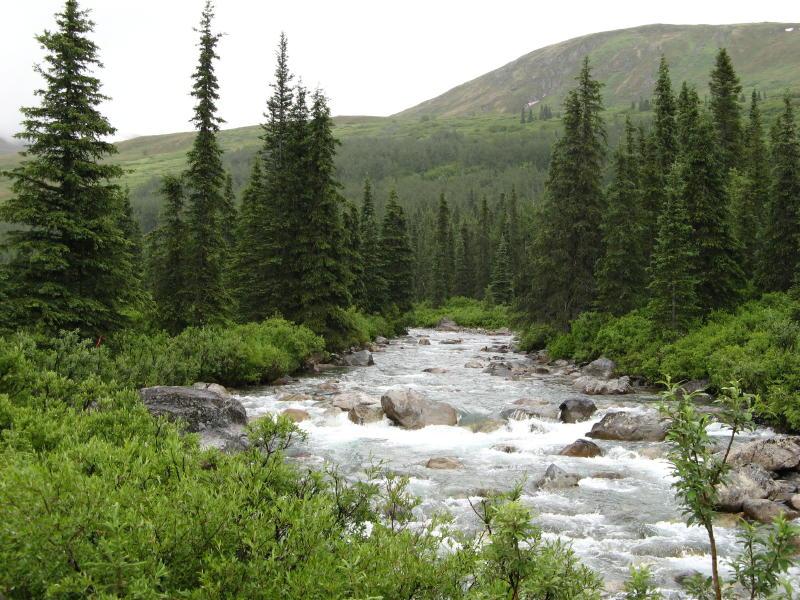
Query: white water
236 328 784 596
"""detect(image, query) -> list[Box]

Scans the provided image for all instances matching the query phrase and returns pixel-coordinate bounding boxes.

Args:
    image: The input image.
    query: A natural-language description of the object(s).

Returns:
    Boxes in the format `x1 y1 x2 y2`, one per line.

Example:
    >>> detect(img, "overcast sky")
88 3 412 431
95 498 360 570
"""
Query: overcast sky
1 0 798 141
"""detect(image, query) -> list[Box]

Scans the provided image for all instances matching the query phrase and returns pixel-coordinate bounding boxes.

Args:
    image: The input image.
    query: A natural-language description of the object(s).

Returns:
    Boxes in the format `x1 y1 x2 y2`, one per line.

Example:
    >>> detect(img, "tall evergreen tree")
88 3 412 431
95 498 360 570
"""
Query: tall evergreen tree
730 91 769 282
221 173 237 248
596 118 648 315
0 0 135 337
709 48 743 174
488 227 513 305
292 89 351 335
476 196 492 298
652 55 678 170
432 193 454 305
359 179 387 312
183 0 230 326
232 160 266 321
520 57 606 326
379 191 414 311
760 95 800 291
147 175 190 333
679 97 744 311
454 221 475 297
648 165 699 331
343 202 366 306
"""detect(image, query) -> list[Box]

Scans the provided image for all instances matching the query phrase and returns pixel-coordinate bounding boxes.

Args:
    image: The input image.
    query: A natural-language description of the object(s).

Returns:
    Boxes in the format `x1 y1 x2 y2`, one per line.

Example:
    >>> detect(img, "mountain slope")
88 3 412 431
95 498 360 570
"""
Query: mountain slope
0 137 21 155
398 23 800 118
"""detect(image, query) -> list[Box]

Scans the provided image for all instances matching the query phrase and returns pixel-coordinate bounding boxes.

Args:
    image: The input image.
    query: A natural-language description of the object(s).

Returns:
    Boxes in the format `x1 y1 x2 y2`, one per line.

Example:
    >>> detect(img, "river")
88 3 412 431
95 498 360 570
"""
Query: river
236 328 788 597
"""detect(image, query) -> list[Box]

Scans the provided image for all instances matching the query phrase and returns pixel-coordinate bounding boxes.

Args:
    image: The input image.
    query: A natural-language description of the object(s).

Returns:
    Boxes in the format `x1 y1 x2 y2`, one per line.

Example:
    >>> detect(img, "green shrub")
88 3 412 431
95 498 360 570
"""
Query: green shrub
516 323 557 351
407 297 511 330
546 311 611 362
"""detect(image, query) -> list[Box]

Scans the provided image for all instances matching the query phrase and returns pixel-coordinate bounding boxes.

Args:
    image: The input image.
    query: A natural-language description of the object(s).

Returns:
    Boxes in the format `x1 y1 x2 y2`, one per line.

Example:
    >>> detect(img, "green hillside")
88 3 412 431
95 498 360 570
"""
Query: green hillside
399 22 800 118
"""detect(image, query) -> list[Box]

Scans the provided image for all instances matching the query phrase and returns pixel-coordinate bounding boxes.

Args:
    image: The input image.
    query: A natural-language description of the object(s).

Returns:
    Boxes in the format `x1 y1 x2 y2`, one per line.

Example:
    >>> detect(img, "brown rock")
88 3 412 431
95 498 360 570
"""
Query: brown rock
559 439 603 458
426 457 463 469
281 408 310 423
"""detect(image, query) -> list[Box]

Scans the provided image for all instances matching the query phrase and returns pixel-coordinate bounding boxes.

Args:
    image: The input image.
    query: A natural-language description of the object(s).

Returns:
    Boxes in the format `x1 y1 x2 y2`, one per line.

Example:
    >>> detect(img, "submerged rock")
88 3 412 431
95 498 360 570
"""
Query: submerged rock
348 404 384 425
140 385 248 452
537 464 581 488
727 436 800 472
464 359 485 369
418 337 431 345
426 456 463 469
491 444 518 453
465 418 506 433
559 439 603 458
277 392 313 403
281 408 310 423
381 388 458 429
587 410 668 442
423 367 449 374
559 397 597 423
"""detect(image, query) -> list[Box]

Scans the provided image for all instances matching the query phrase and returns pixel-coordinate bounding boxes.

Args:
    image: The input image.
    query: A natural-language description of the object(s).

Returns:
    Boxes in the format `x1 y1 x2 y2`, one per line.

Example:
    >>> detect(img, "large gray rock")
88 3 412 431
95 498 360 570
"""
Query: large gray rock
139 386 248 452
742 499 800 523
426 456 463 469
341 350 374 367
375 336 389 345
587 411 668 442
381 388 458 429
582 357 616 379
560 439 603 458
331 391 377 411
573 375 632 395
192 382 231 398
715 464 778 512
538 464 581 488
728 436 800 472
559 398 597 423
501 398 560 421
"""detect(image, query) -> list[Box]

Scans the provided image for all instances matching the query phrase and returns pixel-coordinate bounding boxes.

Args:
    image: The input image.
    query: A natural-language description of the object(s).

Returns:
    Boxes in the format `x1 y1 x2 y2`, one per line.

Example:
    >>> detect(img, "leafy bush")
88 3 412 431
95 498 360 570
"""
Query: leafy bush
546 311 611 362
516 323 557 351
407 297 511 330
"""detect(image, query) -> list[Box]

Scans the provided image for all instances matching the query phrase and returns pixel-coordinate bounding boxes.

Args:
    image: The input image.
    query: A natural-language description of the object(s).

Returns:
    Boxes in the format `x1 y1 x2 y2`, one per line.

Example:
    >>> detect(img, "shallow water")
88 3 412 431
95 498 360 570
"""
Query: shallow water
236 328 791 596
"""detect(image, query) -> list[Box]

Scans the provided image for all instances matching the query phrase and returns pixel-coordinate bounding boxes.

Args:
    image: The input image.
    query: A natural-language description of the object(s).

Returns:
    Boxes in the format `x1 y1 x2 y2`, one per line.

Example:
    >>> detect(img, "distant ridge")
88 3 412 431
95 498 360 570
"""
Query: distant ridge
397 23 800 118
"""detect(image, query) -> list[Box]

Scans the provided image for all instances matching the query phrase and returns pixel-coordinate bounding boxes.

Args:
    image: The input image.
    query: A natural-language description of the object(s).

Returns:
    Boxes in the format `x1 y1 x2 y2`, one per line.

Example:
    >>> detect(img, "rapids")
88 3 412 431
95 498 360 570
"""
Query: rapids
236 328 792 596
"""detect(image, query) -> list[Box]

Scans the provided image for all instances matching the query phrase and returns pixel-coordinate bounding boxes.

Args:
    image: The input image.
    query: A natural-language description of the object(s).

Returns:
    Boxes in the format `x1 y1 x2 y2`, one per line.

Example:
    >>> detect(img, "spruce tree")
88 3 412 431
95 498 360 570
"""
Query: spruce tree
488 228 513 305
520 57 606 326
760 95 800 291
432 193 454 305
652 55 678 170
221 173 237 249
679 98 744 311
648 165 699 332
709 48 743 174
596 118 648 315
476 196 492 298
0 0 135 337
379 191 414 311
292 89 351 336
343 202 366 306
147 175 190 333
730 91 769 281
232 160 265 321
359 179 387 312
183 0 230 326
454 221 475 297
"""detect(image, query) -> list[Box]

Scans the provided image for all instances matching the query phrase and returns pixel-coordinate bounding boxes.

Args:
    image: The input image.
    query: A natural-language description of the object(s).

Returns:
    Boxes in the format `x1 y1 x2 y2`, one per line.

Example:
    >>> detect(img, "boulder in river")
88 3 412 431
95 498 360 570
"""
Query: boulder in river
559 439 603 458
436 317 460 332
587 410 668 442
281 408 310 423
423 367 449 374
381 388 458 429
331 391 378 411
278 392 313 403
139 386 248 452
573 375 632 395
484 362 513 378
418 337 431 345
742 498 800 523
426 456 463 469
440 338 463 345
559 397 597 423
465 418 506 433
727 436 800 472
348 404 384 425
464 359 485 369
538 464 581 488
340 350 374 367
791 495 800 511
581 357 616 379
715 463 778 512
501 398 560 421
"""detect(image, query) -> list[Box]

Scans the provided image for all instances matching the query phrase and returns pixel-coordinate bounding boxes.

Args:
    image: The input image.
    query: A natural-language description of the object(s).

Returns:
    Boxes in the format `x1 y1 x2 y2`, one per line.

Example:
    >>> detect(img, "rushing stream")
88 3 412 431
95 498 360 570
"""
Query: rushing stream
236 328 790 596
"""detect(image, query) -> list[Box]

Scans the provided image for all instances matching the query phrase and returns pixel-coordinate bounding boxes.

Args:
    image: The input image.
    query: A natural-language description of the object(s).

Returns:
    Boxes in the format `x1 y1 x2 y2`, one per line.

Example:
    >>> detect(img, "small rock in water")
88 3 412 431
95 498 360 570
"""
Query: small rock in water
581 357 616 379
559 439 603 458
573 375 632 395
440 338 463 345
272 376 295 385
559 397 597 423
501 398 560 421
277 392 312 403
790 495 800 511
537 464 581 488
341 350 374 367
464 359 485 369
375 336 389 345
331 391 377 411
436 317 460 332
423 367 448 374
348 404 384 425
418 337 431 345
281 408 310 423
316 382 340 393
491 444 518 454
426 457 463 469
465 418 506 433
381 388 458 429
587 410 668 442
533 366 550 375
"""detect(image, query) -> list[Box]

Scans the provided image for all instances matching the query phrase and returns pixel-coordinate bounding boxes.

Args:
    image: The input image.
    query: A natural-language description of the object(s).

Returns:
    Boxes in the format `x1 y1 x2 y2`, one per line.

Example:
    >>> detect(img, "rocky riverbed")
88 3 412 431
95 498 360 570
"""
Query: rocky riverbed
141 327 800 596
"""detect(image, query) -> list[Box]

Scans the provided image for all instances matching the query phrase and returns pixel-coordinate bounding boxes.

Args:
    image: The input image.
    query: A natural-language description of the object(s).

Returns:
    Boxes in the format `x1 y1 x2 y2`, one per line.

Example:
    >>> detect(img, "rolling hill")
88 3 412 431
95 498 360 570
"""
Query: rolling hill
398 23 800 118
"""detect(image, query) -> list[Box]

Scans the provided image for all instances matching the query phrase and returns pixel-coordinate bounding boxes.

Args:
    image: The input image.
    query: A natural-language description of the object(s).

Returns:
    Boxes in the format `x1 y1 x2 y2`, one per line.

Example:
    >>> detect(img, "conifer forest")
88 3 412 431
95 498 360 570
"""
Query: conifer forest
1 2 799 598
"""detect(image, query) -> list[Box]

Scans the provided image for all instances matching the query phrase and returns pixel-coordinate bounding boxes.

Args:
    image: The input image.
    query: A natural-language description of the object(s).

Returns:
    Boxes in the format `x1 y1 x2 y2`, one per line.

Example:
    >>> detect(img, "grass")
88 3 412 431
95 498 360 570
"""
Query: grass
406 297 511 330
